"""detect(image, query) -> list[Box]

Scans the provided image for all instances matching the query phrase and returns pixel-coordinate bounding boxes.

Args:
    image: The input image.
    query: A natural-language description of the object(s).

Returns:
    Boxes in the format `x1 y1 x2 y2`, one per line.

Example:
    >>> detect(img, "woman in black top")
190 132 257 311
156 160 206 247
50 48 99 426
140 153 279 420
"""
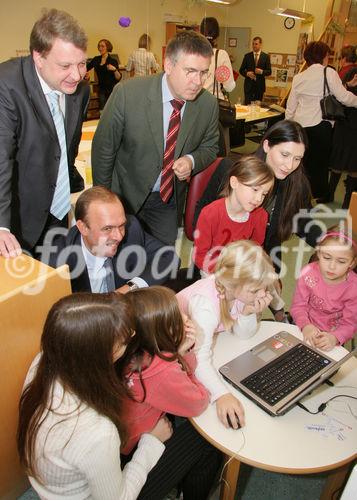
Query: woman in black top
87 39 122 110
329 66 357 208
194 120 321 272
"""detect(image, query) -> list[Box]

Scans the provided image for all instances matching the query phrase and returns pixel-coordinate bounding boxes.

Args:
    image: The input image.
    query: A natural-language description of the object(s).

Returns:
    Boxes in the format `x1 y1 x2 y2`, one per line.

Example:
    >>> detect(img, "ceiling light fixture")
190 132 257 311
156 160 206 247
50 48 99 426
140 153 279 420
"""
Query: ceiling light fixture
206 0 238 5
268 1 312 21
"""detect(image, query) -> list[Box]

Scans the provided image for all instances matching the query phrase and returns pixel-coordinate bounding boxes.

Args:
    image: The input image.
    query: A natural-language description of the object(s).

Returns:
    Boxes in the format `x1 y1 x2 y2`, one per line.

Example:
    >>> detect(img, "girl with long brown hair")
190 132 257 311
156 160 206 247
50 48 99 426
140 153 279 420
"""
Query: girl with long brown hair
17 292 171 499
118 286 222 500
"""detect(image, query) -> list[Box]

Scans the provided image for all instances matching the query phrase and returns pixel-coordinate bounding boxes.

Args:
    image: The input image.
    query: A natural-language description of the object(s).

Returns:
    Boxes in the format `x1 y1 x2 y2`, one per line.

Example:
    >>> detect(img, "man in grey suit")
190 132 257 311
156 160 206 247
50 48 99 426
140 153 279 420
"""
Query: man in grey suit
92 30 219 246
0 9 89 258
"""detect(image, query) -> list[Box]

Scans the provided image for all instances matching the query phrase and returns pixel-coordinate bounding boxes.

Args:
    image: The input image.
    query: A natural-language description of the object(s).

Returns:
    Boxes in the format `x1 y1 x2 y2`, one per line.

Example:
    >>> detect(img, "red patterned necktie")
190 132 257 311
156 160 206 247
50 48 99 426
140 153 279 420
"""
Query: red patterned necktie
160 98 185 203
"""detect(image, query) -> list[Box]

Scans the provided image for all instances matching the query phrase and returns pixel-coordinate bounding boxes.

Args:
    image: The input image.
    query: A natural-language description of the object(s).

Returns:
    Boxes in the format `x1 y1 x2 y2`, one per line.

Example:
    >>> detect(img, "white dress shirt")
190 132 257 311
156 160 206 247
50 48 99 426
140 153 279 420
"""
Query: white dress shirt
286 63 357 127
80 236 148 291
81 237 107 292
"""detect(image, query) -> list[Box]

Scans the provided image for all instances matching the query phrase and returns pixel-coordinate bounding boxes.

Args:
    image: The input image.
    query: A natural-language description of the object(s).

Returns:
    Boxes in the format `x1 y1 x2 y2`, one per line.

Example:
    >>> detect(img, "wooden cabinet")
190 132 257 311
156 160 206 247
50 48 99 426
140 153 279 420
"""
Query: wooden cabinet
87 81 100 120
86 68 130 120
0 255 71 498
165 22 199 44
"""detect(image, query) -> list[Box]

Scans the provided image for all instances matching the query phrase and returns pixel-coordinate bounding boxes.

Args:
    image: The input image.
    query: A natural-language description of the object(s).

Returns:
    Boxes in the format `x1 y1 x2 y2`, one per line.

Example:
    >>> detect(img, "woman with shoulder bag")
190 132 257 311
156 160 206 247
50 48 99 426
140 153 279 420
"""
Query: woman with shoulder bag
286 41 357 202
200 17 236 154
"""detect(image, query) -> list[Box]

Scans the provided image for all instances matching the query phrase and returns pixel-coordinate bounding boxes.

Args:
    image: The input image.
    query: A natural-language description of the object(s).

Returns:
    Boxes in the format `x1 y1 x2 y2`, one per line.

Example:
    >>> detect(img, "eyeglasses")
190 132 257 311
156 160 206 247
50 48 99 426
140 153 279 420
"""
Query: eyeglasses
179 65 210 82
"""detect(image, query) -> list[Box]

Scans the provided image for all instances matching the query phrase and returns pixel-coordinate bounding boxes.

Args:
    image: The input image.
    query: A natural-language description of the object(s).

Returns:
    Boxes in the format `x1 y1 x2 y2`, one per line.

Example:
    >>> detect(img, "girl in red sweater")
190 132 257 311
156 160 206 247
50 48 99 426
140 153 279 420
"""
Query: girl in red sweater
193 155 274 274
118 286 221 499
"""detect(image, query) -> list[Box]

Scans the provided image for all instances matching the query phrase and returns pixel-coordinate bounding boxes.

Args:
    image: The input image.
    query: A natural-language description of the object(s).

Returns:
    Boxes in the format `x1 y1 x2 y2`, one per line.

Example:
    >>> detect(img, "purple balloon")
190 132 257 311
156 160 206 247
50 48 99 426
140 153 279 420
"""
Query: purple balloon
119 16 131 28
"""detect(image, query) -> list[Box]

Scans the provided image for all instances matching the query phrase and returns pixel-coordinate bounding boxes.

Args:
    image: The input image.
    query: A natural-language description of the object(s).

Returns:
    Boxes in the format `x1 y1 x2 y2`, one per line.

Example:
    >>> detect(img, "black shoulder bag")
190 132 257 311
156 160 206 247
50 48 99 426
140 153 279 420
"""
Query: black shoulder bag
320 66 345 121
213 49 236 128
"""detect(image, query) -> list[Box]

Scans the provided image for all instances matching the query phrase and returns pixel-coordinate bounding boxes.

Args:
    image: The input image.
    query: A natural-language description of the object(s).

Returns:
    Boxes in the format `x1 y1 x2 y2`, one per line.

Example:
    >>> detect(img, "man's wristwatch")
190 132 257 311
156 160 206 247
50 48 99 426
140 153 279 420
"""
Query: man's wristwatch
127 281 139 291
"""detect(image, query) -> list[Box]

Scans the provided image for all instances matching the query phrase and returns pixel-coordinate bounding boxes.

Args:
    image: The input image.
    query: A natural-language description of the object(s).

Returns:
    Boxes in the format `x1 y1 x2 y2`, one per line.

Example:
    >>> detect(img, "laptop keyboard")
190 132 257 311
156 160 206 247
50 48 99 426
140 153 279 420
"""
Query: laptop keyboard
241 343 332 406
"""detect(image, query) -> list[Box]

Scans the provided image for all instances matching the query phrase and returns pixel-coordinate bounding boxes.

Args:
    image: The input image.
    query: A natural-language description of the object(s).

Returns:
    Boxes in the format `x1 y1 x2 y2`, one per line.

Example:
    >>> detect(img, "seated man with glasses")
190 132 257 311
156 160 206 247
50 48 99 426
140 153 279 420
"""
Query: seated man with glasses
92 30 219 247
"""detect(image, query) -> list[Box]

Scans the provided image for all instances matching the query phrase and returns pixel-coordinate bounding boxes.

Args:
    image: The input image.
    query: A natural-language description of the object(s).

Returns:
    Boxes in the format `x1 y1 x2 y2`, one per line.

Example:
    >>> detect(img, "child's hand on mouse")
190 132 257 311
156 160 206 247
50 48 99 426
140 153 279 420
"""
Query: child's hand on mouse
178 314 196 355
302 324 321 347
242 291 273 315
313 331 338 351
216 393 245 429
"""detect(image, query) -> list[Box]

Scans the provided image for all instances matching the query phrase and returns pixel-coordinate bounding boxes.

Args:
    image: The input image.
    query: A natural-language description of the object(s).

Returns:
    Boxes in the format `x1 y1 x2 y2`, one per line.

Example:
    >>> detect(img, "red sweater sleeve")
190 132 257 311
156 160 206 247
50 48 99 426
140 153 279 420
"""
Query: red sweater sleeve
193 204 215 271
145 359 210 417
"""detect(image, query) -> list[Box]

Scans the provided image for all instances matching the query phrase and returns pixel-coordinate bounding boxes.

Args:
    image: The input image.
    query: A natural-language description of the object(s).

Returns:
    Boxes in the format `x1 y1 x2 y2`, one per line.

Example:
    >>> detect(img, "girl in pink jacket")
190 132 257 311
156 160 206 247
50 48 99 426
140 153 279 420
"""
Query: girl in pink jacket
119 286 210 455
291 228 357 350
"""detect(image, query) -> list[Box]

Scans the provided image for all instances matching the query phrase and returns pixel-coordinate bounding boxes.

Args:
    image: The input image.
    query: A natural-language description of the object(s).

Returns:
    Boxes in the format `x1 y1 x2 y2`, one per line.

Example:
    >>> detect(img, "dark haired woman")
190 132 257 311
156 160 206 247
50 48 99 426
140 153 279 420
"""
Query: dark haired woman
194 120 321 273
86 39 122 109
17 293 171 499
286 41 357 201
200 17 236 98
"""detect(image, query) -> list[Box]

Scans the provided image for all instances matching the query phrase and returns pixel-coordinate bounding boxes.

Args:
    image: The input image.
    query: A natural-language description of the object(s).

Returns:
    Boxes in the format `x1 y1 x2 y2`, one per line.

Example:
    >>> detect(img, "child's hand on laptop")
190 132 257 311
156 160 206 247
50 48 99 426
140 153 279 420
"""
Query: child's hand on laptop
216 393 245 429
302 324 321 347
313 331 338 351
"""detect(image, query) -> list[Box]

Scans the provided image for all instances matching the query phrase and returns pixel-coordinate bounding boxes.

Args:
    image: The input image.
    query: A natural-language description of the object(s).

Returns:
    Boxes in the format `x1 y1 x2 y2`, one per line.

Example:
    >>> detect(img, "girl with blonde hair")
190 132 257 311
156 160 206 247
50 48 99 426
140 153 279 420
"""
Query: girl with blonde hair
177 240 278 429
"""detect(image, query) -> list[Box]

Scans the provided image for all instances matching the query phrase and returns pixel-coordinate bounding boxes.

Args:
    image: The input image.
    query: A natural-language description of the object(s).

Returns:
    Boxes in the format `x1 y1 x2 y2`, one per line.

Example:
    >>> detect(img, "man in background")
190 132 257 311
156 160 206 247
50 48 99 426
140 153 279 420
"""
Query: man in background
0 9 89 258
239 36 271 104
92 30 219 247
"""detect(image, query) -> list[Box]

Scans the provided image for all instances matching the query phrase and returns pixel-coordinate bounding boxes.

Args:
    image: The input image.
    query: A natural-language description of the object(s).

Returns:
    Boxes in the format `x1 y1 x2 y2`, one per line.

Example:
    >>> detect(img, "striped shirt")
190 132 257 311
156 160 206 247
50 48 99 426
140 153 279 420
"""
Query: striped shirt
126 48 160 76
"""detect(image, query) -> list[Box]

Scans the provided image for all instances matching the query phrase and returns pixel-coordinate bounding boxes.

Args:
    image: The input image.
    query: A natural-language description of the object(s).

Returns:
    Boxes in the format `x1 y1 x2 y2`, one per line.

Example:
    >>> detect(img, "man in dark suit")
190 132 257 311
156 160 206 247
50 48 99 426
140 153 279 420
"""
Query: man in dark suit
0 9 89 258
92 30 219 247
44 186 179 293
239 37 272 104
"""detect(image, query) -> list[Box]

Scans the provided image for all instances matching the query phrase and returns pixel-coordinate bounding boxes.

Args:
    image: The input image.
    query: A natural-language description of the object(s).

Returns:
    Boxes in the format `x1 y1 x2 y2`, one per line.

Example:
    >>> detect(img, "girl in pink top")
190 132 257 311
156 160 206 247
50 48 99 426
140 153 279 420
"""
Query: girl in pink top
291 229 357 350
177 240 278 430
119 286 210 455
194 155 274 274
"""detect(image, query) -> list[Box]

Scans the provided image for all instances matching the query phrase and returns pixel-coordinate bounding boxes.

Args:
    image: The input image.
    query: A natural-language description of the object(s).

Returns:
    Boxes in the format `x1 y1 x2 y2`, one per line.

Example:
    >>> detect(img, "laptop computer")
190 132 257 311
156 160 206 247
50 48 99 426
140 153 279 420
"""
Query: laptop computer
219 331 356 417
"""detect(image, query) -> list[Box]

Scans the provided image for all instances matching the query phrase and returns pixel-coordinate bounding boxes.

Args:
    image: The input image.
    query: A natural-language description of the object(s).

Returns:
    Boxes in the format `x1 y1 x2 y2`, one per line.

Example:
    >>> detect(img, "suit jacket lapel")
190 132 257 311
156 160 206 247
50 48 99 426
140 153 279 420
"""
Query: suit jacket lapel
68 228 92 292
146 75 164 160
22 56 58 143
175 97 199 158
65 92 81 146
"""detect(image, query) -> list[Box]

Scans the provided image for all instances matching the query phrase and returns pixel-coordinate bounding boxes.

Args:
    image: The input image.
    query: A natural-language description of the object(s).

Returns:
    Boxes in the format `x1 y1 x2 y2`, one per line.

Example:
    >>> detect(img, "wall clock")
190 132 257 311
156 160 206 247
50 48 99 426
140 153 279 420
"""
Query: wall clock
284 17 295 29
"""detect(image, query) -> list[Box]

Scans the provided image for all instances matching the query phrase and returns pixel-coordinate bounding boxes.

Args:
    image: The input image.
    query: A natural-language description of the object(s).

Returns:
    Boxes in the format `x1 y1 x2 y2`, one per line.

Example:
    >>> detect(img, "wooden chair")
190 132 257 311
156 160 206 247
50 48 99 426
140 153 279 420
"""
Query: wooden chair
184 158 223 241
348 191 357 234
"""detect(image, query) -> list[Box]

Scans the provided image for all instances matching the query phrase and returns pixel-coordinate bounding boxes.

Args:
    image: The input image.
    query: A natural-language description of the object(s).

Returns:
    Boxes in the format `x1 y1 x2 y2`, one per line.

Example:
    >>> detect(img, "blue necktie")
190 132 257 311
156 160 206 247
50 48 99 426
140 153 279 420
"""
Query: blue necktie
48 91 71 220
104 258 116 292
